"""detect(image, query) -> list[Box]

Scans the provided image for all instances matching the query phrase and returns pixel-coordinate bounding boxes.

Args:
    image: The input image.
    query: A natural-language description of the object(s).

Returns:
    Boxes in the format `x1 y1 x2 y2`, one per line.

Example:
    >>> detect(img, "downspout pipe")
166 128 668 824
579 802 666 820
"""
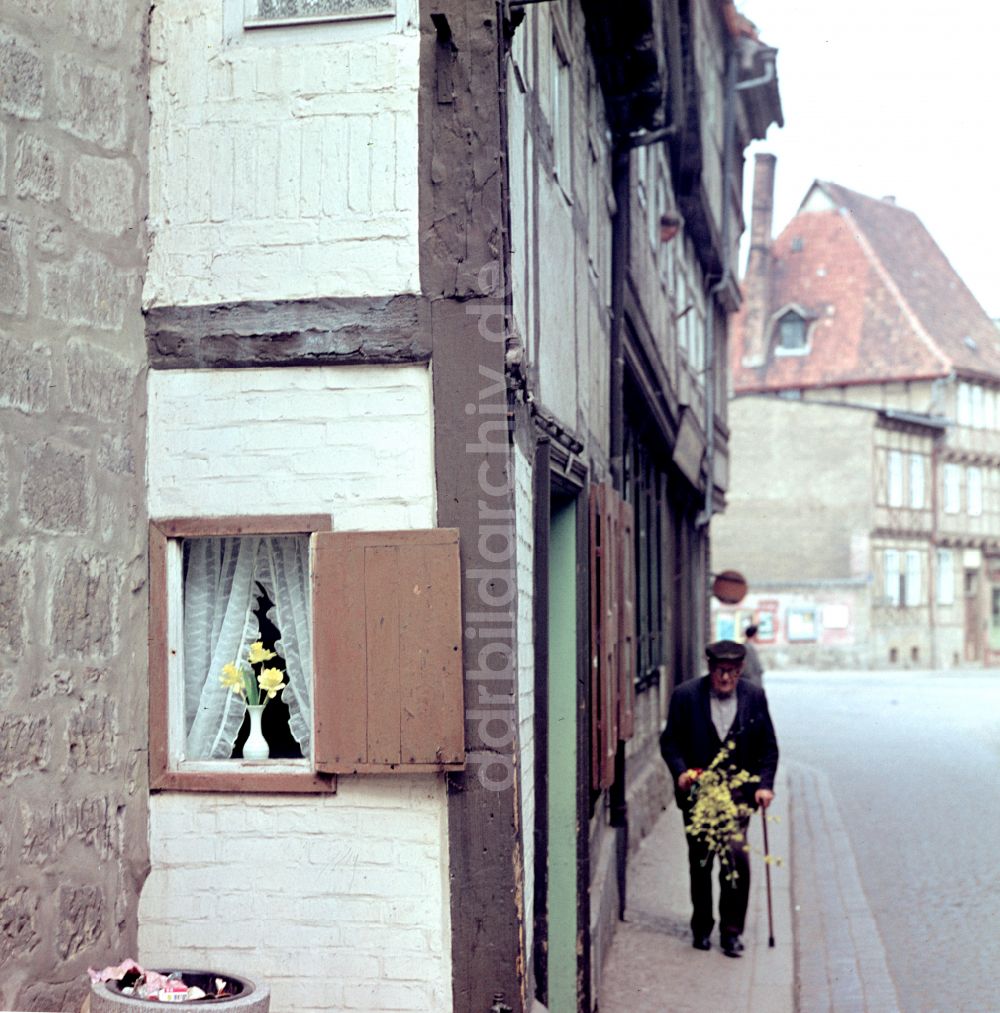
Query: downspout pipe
696 39 737 530
608 140 630 880
609 143 631 493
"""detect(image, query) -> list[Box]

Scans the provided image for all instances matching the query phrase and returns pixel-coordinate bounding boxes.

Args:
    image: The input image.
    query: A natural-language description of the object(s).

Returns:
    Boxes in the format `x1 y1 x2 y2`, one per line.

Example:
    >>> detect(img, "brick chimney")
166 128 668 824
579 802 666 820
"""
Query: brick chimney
741 153 776 368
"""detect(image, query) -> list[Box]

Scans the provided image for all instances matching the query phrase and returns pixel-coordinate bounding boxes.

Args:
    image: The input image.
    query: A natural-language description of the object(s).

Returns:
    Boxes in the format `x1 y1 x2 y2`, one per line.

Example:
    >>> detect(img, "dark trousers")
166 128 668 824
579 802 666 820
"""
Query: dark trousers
684 814 751 938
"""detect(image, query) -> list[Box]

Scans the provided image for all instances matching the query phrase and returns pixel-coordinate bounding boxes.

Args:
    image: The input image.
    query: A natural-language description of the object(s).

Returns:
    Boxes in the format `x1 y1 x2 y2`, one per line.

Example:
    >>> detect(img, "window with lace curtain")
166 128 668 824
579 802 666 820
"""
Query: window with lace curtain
149 517 466 792
182 535 313 763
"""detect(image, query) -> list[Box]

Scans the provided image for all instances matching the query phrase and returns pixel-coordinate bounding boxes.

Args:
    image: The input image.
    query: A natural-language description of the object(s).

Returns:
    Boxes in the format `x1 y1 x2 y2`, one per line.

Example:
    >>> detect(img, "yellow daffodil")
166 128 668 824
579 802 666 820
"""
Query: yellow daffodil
257 667 287 699
220 662 246 695
248 642 276 665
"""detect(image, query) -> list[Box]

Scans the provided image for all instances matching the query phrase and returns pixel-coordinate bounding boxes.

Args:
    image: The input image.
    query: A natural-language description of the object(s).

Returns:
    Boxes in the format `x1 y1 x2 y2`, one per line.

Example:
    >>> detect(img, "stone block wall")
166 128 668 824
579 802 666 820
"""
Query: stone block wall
0 2 149 1010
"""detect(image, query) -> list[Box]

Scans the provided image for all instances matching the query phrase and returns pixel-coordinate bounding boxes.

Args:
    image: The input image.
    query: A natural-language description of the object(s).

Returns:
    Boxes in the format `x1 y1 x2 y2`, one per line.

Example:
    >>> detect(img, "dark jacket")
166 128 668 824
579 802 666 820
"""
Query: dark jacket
659 675 779 811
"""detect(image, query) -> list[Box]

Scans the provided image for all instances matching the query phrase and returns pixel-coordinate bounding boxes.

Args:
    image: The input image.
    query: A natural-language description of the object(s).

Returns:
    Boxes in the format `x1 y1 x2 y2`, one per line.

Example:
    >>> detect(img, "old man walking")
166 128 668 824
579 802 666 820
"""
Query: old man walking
659 639 779 957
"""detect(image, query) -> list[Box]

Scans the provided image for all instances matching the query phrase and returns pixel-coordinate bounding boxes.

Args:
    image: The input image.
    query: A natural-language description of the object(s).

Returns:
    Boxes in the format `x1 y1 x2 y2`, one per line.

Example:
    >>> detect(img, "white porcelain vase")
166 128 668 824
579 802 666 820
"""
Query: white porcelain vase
243 704 269 760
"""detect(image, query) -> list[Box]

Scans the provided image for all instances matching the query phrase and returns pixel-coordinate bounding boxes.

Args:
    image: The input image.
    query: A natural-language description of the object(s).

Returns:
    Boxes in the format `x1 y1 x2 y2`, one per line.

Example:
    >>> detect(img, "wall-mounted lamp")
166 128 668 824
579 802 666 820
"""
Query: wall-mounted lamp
659 212 682 244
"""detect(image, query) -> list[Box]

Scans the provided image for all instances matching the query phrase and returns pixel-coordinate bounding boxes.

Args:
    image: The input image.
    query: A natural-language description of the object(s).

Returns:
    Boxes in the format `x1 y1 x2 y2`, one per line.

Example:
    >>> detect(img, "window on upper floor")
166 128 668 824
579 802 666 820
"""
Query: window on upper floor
957 382 972 426
149 517 465 792
936 548 955 605
550 16 572 196
887 450 903 507
773 309 810 355
944 463 962 514
971 385 985 428
909 453 925 509
651 172 667 254
904 550 922 607
968 466 983 516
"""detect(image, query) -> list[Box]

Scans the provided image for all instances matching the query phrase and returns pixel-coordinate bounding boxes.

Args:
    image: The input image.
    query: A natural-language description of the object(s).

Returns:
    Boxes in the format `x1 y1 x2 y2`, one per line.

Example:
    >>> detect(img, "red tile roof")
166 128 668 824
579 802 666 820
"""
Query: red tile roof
731 181 1000 393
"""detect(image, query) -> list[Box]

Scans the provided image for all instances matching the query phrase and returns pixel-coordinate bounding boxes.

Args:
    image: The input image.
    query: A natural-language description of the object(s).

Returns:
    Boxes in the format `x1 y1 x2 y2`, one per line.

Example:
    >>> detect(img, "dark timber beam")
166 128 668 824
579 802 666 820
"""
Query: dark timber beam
420 3 524 1012
145 295 431 369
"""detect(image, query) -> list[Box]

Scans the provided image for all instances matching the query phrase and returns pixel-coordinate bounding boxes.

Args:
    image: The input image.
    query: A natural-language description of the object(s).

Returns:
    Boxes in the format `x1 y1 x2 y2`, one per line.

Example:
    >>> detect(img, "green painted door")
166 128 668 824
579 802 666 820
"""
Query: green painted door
547 494 578 1010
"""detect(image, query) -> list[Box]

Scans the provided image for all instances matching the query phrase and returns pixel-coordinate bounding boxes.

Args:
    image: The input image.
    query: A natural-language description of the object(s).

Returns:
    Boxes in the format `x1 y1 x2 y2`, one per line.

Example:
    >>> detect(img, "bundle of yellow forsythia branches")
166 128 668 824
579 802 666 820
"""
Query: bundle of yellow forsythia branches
684 740 759 881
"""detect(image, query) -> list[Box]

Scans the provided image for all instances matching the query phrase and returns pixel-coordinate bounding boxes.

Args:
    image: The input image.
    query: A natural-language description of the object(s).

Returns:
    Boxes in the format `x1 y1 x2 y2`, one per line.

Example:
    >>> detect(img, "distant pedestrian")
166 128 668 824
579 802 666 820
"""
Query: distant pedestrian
741 624 764 688
659 640 779 958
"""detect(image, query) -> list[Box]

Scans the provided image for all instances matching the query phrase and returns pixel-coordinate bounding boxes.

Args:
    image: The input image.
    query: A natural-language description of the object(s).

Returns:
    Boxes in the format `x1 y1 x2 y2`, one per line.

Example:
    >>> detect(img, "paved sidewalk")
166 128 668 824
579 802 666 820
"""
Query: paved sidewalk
789 762 900 1013
598 766 794 1013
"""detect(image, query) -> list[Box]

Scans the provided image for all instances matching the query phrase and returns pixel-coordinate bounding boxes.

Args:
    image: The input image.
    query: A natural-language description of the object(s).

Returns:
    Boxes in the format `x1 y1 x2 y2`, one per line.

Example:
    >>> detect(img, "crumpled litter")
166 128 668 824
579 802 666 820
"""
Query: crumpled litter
86 961 222 1002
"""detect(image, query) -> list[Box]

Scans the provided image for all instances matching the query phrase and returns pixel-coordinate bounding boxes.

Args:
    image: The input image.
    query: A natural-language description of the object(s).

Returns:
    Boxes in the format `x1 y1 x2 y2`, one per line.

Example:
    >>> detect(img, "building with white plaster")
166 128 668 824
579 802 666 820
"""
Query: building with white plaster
1 1 780 1010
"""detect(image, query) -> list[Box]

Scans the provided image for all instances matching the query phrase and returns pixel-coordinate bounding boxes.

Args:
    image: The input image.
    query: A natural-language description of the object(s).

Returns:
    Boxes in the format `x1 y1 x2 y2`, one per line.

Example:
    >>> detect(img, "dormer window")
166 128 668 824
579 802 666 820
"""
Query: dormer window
772 306 812 356
779 311 806 349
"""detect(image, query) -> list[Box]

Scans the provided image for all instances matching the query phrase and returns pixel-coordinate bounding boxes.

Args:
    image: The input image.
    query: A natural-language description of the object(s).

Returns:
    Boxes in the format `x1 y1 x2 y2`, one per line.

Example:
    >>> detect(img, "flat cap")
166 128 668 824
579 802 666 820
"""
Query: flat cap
705 639 746 662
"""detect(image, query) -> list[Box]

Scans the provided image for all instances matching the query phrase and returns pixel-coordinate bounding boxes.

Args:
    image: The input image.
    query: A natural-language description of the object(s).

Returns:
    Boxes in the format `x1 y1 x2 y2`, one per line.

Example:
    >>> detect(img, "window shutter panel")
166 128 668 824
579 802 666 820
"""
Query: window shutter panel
311 529 465 773
602 489 619 786
617 498 636 741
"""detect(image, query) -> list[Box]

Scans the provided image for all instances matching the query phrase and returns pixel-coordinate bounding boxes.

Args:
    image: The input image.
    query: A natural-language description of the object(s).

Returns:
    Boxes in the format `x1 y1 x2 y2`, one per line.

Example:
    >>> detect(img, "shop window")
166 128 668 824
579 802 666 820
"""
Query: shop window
149 518 465 792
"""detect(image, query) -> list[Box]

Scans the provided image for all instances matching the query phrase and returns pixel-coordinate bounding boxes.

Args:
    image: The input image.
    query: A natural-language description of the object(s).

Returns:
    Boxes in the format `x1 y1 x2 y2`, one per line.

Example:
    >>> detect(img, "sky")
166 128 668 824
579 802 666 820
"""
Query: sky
736 0 1000 320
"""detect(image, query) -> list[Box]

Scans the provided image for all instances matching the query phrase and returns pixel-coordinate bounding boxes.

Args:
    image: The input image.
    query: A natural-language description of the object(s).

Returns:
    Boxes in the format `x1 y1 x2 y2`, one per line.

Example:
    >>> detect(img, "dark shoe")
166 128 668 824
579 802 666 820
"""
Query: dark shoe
692 933 711 951
721 933 743 958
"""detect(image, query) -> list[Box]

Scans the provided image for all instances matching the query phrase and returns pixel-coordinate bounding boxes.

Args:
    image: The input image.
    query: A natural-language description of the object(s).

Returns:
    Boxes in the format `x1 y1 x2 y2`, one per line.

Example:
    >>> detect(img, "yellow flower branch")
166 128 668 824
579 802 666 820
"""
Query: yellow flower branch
219 641 287 708
684 740 780 881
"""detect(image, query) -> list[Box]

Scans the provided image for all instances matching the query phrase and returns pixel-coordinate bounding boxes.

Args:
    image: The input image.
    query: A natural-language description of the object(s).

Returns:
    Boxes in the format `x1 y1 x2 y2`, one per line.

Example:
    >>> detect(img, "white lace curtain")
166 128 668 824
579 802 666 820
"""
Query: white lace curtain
183 536 313 760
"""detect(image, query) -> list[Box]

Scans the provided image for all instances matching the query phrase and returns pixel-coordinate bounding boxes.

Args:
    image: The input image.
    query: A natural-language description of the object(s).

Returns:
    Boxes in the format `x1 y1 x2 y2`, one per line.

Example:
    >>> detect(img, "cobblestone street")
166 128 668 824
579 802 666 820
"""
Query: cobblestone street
600 669 1000 1013
771 669 1000 1013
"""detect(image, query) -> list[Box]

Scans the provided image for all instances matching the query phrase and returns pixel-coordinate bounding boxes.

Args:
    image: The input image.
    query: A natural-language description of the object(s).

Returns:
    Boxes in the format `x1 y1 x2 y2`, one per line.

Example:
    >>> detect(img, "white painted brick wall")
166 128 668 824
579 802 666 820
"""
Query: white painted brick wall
145 0 420 308
147 364 435 528
514 443 535 964
138 777 453 1012
144 363 449 1010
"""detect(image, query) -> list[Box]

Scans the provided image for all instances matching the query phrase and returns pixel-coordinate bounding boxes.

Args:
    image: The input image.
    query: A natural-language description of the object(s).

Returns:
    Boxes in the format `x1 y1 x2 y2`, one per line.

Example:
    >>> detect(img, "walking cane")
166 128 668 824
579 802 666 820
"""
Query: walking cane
761 806 775 948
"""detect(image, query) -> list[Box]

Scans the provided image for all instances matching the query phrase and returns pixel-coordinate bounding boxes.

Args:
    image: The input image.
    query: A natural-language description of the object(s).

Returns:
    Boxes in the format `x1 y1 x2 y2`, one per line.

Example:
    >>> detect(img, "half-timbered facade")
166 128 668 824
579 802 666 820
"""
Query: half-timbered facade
2 2 780 1010
714 155 1000 670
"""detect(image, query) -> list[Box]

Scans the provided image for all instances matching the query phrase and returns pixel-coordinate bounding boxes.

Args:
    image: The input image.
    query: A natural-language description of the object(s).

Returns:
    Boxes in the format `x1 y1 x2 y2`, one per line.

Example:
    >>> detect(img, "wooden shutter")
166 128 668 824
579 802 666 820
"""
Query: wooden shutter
617 498 636 741
589 484 618 790
311 529 465 773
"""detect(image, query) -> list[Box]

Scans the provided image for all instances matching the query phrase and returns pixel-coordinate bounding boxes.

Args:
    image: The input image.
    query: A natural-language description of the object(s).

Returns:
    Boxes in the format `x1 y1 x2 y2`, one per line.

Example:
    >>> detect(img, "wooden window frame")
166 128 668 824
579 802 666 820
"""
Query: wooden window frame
150 515 336 793
150 519 466 793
